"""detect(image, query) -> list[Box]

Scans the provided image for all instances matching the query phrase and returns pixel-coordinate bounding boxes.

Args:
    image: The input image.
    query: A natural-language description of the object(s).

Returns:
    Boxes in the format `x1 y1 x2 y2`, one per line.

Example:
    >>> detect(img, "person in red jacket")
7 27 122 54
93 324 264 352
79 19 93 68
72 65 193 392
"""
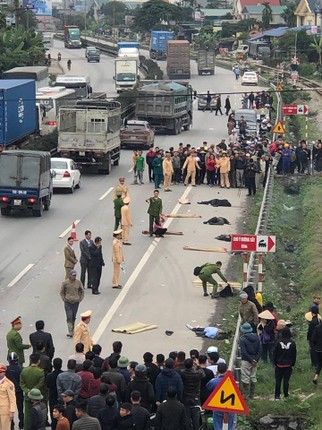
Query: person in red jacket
206 154 216 187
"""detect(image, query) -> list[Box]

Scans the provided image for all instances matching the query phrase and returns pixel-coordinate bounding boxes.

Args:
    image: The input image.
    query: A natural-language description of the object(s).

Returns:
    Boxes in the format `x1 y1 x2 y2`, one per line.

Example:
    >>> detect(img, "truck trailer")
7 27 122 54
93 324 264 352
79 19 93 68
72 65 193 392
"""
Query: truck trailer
197 50 215 75
57 99 122 175
0 79 37 147
0 150 52 217
150 31 173 60
247 41 271 59
64 26 82 48
135 81 193 135
167 40 190 79
3 66 49 90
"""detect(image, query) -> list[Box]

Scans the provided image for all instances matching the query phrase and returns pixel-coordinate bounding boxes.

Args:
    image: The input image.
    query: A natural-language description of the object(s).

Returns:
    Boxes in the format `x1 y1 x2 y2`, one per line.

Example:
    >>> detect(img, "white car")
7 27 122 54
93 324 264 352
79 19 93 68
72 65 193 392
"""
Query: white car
51 158 81 193
241 71 258 86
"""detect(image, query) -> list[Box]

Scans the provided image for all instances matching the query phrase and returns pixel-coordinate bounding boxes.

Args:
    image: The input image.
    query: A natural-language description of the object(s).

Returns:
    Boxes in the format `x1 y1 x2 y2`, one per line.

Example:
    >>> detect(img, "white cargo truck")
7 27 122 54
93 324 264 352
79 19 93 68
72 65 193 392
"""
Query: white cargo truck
114 58 138 93
57 99 122 175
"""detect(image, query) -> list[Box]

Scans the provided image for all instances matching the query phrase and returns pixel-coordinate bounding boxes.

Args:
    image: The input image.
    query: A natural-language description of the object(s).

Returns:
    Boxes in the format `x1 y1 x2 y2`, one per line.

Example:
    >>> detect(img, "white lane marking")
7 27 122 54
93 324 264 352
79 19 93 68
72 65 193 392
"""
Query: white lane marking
8 264 34 288
99 187 113 201
59 219 81 238
93 186 192 343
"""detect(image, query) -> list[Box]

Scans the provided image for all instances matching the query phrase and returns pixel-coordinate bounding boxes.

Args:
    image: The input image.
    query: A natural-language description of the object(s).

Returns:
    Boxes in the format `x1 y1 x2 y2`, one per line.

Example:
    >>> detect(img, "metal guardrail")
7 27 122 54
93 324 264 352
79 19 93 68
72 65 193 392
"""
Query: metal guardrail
228 166 274 377
228 83 280 377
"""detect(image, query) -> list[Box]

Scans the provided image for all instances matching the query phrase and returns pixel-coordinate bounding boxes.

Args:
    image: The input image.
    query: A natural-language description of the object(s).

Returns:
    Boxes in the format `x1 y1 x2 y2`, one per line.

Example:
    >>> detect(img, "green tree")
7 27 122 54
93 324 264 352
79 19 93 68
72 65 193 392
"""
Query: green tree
310 36 322 64
281 1 297 27
262 2 272 29
221 18 256 38
100 1 128 26
132 0 187 33
0 27 45 72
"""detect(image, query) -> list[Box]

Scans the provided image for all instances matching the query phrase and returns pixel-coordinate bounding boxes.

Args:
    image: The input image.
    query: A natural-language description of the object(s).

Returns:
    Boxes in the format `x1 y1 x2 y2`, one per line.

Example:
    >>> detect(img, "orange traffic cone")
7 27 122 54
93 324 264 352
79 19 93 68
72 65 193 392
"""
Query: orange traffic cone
71 222 78 241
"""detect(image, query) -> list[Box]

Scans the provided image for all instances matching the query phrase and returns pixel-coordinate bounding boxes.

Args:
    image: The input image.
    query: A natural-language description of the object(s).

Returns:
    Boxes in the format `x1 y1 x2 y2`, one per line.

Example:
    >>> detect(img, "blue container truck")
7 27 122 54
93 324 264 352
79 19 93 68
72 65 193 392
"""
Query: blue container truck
0 79 37 147
150 31 173 60
0 150 53 217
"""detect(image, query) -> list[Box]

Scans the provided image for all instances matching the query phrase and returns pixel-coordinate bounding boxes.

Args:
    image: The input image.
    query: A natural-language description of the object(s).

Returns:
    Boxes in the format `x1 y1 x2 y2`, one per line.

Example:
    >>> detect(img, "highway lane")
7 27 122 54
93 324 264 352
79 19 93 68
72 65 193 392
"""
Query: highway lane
0 45 268 363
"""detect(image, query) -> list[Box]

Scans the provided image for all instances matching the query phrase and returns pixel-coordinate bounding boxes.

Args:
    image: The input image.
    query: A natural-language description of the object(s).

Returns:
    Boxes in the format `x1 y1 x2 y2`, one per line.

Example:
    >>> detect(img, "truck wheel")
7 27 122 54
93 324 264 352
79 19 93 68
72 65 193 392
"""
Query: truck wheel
106 155 112 175
33 204 43 217
178 119 182 134
1 208 10 216
44 196 51 211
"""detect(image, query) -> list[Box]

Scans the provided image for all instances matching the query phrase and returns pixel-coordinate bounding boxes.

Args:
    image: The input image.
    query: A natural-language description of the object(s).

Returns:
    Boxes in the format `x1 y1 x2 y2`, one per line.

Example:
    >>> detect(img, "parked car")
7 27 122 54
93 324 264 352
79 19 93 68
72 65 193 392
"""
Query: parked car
197 92 218 110
120 120 155 148
241 71 258 85
51 158 81 193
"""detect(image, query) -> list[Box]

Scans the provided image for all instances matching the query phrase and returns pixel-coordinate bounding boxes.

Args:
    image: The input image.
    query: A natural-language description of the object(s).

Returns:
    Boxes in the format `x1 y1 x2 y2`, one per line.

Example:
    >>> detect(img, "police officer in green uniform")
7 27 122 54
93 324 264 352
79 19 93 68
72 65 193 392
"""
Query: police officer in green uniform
198 261 228 298
113 191 124 231
146 190 163 236
20 353 45 430
6 316 31 366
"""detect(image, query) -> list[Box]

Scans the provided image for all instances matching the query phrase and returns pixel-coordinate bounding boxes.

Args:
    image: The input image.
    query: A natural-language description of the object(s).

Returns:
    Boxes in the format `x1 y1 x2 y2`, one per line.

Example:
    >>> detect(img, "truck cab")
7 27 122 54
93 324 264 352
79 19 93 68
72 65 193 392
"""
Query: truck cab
0 150 52 217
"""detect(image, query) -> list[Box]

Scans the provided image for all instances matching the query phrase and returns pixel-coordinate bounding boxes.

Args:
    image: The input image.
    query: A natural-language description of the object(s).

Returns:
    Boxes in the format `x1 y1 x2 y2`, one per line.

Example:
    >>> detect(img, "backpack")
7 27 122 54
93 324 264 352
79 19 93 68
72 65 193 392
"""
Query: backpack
193 266 201 276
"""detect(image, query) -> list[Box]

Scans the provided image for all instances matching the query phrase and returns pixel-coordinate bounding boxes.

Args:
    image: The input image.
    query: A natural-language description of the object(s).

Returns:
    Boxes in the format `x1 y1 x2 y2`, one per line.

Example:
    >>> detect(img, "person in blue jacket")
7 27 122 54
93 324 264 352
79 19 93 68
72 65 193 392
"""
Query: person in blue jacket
206 363 235 430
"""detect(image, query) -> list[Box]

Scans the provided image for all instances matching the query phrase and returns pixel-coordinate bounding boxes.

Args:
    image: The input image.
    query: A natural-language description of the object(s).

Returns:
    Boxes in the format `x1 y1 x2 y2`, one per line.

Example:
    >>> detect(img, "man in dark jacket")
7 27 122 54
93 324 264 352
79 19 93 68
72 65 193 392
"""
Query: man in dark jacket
130 391 150 430
97 395 118 430
143 352 160 389
239 322 262 399
72 401 101 430
62 390 77 427
6 352 24 430
273 327 297 400
87 383 109 418
118 403 135 430
127 365 154 412
180 359 205 430
312 320 322 385
79 230 94 288
28 389 47 430
102 358 126 402
307 306 320 367
46 357 63 427
245 158 259 196
154 387 187 430
89 237 105 295
198 355 214 405
30 320 55 361
155 358 183 404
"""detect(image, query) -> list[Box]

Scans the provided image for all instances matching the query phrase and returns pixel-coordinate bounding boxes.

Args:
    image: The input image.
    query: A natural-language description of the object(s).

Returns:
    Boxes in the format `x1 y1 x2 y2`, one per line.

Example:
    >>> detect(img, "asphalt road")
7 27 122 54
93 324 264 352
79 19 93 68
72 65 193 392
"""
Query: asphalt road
0 41 267 363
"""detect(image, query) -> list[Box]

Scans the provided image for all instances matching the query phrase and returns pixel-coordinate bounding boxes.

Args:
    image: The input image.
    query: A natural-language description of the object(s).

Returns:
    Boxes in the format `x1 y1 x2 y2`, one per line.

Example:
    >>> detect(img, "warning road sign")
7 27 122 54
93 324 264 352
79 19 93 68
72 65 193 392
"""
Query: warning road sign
273 120 285 134
202 370 249 415
277 83 283 92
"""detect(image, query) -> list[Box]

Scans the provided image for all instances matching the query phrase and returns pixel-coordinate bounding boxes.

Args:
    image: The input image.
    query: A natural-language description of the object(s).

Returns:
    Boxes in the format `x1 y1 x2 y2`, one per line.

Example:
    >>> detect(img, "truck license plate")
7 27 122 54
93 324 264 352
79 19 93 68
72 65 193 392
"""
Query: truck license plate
14 200 22 206
79 152 85 156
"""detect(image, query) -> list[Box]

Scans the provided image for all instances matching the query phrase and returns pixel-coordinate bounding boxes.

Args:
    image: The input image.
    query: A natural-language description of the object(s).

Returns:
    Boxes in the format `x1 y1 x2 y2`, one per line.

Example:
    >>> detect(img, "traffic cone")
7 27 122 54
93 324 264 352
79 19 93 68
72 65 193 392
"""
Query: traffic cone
71 222 78 241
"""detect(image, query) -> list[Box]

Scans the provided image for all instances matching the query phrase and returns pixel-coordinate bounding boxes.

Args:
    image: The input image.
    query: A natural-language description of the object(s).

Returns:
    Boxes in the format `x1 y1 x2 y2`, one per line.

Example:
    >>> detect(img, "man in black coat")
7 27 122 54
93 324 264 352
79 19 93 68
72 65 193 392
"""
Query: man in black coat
89 237 105 295
130 391 150 430
29 320 55 361
46 357 63 428
180 359 205 430
6 352 24 430
79 230 94 289
154 387 187 430
98 395 118 430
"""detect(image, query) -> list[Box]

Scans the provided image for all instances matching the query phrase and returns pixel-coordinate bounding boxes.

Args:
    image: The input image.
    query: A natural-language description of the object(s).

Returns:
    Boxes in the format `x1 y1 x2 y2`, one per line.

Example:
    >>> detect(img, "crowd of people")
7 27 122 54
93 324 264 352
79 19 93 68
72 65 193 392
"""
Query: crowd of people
2 316 238 430
131 142 270 195
238 288 322 403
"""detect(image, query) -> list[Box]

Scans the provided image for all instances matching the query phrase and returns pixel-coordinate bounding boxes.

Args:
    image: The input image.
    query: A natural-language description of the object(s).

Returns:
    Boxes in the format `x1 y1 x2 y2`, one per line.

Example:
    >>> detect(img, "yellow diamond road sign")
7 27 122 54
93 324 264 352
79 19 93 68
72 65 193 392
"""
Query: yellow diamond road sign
273 120 286 134
277 83 283 92
202 370 249 415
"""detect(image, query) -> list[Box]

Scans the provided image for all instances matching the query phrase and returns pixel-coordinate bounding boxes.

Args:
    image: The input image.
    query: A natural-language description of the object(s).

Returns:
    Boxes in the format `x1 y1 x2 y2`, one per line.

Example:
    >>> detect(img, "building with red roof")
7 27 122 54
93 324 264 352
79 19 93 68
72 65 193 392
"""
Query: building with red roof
233 0 281 19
